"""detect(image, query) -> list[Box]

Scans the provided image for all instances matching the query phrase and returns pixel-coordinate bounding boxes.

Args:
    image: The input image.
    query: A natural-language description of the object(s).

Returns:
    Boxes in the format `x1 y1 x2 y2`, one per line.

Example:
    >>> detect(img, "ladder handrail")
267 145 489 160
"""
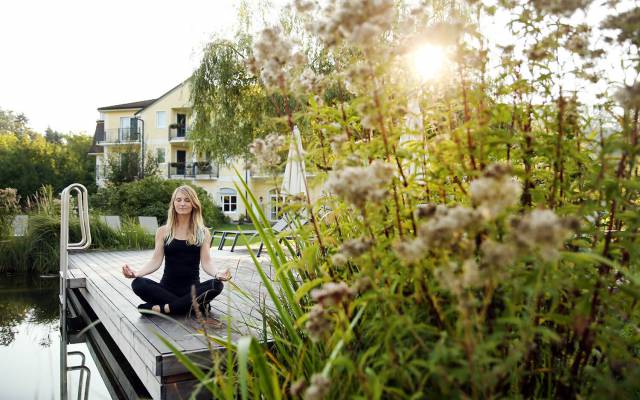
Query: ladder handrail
60 183 92 400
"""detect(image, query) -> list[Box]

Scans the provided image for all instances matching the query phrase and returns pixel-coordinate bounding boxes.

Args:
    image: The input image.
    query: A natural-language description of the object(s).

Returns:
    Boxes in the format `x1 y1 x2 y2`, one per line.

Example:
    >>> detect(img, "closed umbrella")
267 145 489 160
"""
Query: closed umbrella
281 126 306 196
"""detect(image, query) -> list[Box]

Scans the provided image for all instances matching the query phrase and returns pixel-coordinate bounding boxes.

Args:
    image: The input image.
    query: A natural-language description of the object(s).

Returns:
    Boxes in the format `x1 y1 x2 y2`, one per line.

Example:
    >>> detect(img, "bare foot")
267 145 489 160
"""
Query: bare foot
152 305 160 313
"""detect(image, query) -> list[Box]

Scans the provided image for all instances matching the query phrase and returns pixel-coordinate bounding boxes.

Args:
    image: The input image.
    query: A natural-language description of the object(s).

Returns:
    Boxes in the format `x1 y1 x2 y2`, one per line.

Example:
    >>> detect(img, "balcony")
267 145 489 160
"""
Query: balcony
167 162 219 180
168 126 190 142
96 128 141 145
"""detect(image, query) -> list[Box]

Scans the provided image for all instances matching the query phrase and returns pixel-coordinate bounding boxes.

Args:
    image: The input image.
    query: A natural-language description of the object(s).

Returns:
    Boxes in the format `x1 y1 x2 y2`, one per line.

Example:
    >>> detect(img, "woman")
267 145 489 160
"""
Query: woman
121 185 231 315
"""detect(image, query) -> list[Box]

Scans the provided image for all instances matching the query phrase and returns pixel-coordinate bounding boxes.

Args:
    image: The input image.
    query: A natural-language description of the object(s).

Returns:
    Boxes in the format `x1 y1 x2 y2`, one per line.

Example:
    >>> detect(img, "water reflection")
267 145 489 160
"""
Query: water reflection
0 273 58 346
0 273 111 400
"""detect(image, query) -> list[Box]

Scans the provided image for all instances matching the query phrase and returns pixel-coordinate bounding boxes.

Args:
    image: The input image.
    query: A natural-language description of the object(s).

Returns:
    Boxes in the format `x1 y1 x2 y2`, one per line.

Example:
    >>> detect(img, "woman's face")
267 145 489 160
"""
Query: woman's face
173 191 193 215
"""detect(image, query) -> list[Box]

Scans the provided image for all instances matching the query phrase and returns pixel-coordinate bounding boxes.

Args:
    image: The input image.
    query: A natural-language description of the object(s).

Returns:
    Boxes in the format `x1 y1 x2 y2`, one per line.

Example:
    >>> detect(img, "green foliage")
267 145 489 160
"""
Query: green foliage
190 37 276 162
0 113 96 199
175 0 640 399
0 213 154 274
91 176 228 227
0 188 20 238
104 149 159 184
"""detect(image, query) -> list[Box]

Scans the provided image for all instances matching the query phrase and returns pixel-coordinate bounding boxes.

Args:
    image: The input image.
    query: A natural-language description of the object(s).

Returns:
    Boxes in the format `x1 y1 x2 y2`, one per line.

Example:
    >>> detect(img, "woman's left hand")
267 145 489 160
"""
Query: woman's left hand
215 269 232 281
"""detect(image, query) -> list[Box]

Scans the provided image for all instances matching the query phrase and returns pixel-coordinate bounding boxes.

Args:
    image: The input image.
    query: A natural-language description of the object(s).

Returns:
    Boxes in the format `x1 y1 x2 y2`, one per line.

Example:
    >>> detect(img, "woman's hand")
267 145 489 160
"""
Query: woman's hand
215 269 232 281
122 264 137 279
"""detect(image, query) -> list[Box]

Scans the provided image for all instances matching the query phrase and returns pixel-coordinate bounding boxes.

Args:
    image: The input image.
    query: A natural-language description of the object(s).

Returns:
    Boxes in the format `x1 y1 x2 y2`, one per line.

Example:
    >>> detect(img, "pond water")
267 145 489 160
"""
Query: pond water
0 273 111 400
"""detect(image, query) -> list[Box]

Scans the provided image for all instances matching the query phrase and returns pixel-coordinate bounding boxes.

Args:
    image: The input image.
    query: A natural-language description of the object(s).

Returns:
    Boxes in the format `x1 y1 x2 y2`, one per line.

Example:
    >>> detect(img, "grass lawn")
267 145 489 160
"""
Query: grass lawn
209 223 261 246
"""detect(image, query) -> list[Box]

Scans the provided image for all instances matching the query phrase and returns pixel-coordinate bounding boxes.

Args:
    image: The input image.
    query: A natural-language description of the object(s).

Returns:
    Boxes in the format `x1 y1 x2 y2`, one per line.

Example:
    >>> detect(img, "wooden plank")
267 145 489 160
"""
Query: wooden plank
87 251 236 357
61 269 86 289
70 252 229 377
67 288 153 400
70 255 170 369
81 252 205 350
76 285 163 400
68 248 278 391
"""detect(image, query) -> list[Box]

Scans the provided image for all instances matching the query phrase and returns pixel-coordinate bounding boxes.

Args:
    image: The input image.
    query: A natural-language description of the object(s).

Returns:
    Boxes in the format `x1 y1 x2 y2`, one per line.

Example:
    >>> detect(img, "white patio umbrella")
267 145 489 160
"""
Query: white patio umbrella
399 97 425 180
281 126 307 196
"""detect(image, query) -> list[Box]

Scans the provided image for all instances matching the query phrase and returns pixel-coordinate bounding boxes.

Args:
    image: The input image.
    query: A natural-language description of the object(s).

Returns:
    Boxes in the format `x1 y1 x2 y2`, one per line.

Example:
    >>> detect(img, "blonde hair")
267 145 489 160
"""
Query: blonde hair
165 185 207 246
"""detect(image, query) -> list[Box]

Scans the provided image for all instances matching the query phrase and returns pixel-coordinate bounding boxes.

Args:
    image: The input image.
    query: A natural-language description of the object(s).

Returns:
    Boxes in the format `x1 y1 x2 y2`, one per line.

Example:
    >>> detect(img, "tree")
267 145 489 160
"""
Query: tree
190 37 276 162
44 127 64 144
105 150 159 184
0 109 96 199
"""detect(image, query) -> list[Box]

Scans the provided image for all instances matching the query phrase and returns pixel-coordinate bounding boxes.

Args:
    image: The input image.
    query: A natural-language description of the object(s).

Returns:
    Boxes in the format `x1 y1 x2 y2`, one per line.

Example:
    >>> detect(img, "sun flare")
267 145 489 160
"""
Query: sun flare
410 44 447 81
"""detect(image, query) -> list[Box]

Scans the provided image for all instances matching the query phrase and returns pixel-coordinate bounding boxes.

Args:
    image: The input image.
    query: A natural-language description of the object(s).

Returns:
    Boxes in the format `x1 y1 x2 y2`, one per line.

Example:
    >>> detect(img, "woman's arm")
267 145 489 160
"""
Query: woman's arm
122 226 166 278
200 230 232 281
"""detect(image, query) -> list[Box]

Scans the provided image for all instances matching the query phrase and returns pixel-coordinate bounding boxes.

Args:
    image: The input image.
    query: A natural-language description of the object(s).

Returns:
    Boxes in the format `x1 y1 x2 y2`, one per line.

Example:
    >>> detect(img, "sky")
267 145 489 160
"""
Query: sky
0 0 632 137
0 0 246 136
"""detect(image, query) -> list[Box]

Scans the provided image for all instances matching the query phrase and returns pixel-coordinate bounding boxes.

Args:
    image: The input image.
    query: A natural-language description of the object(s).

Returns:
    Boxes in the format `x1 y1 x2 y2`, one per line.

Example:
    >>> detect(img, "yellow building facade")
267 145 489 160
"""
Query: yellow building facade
90 80 318 223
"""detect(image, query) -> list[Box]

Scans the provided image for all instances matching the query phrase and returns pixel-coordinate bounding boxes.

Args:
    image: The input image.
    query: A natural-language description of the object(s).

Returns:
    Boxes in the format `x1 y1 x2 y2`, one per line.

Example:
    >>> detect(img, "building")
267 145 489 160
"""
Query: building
89 80 306 222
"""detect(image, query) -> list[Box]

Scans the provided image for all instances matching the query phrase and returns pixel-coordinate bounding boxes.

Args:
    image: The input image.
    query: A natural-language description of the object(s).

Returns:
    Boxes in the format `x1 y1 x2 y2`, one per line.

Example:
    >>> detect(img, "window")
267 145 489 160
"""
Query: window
269 189 285 221
119 117 131 140
156 111 166 128
219 188 237 212
156 148 165 163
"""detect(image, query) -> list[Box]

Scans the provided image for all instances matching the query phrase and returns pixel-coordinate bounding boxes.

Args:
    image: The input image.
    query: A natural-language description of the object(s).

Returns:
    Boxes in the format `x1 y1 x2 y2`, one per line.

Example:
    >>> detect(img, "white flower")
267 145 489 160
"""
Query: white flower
331 253 348 266
304 374 330 400
417 205 481 249
393 238 426 264
309 0 395 48
470 163 521 220
298 68 319 91
511 209 577 261
326 160 394 207
311 281 354 307
252 26 304 89
249 133 285 169
481 240 516 268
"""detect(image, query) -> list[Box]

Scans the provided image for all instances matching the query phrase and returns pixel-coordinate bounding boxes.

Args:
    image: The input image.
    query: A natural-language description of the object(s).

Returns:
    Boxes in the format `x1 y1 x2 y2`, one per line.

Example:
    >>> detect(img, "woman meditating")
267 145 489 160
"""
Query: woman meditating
121 185 231 315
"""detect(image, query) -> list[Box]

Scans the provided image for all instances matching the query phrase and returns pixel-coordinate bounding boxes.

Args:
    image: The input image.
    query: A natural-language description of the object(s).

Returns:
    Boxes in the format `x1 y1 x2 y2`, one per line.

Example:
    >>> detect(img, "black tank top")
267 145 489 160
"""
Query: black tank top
161 239 201 290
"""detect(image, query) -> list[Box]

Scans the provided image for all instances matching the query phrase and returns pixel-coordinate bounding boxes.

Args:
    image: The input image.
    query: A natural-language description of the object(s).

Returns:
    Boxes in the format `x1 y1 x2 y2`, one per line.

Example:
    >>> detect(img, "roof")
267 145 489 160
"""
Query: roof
135 78 191 115
97 99 156 111
88 120 104 155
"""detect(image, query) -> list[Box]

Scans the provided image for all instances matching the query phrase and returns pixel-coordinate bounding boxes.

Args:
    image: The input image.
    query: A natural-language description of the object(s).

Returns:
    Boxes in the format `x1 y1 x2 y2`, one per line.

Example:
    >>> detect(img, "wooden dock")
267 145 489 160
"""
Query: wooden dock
63 248 275 400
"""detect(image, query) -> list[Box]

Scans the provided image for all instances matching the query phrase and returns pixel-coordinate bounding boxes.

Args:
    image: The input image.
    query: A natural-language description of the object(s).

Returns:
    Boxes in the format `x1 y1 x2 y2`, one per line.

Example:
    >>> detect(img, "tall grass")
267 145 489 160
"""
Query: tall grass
0 213 154 274
159 175 346 399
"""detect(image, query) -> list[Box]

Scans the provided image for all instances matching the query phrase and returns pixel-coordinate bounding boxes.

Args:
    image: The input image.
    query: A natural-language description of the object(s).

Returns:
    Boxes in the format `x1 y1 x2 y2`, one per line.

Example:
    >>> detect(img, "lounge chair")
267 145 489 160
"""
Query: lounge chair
138 216 159 235
99 215 122 231
254 216 309 257
211 227 258 252
12 215 28 236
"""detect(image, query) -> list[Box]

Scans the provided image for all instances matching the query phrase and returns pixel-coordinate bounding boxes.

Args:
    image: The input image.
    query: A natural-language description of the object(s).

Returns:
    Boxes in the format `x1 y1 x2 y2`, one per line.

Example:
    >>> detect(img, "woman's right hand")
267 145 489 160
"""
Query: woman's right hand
122 264 137 279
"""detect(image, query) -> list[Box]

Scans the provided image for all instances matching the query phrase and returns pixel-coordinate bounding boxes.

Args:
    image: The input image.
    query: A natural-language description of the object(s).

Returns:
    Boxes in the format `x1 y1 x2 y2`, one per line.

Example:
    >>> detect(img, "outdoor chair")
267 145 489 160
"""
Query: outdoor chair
211 227 259 252
11 214 28 236
254 215 308 257
138 216 159 235
99 215 122 231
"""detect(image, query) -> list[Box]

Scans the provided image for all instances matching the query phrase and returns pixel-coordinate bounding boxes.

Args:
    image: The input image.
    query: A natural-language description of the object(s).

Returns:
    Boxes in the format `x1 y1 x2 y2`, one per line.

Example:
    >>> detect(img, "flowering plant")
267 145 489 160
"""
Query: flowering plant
179 0 640 398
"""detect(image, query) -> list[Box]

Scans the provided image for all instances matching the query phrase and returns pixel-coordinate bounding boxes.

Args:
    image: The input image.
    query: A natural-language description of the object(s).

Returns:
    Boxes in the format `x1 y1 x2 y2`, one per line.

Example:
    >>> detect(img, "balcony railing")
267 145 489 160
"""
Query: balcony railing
168 126 190 141
96 128 141 144
168 162 219 179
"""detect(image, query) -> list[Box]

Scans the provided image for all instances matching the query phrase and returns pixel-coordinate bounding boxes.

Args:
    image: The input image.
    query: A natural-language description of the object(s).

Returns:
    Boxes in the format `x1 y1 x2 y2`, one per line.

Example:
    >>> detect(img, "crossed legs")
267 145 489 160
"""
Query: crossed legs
131 277 224 315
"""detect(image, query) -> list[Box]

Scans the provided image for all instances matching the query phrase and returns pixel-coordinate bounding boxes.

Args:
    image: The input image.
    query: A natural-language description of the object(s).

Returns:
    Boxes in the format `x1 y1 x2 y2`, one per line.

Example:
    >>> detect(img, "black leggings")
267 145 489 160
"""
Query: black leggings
131 277 223 315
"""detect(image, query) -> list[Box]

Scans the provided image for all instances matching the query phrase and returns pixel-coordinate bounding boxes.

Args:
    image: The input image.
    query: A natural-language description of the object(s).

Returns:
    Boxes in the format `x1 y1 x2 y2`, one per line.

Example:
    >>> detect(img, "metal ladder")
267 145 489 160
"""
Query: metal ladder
59 184 92 400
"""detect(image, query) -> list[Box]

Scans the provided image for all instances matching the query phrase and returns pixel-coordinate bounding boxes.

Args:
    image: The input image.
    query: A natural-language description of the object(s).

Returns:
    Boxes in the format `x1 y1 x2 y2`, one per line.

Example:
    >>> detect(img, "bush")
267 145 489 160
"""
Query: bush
91 177 228 228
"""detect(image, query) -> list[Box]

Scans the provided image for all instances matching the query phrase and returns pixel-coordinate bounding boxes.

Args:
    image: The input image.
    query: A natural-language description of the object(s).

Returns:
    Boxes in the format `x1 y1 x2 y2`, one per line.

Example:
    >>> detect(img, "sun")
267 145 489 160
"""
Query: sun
410 44 447 81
